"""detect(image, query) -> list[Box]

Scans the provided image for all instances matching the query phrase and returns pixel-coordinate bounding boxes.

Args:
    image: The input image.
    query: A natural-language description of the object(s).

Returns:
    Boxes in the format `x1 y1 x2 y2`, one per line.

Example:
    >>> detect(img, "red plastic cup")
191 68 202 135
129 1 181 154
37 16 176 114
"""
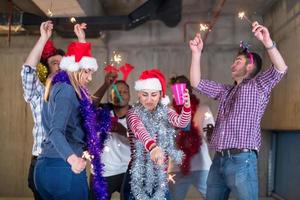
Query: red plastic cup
171 83 186 105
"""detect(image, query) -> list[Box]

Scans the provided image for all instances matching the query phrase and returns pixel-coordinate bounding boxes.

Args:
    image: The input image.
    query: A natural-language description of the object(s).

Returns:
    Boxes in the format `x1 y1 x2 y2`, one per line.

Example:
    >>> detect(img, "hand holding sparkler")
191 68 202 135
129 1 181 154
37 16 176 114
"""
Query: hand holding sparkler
252 21 273 48
104 65 123 103
189 33 203 54
74 23 87 43
40 21 53 41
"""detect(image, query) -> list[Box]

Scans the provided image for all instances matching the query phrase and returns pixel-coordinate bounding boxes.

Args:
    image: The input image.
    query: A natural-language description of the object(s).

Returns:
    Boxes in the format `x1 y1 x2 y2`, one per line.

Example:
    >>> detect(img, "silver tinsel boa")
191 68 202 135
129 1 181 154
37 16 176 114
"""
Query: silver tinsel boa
130 103 183 200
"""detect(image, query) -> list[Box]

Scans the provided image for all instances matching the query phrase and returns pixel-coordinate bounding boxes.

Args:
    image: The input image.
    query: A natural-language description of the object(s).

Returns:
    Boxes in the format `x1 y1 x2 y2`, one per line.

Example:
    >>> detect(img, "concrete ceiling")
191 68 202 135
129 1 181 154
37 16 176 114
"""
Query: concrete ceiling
0 0 279 37
2 0 278 17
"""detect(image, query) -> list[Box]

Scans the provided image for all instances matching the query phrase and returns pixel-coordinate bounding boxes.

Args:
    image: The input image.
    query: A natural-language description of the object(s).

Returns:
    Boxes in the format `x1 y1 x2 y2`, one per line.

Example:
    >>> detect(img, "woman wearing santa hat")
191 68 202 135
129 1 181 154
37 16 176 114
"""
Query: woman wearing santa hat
34 24 110 200
121 69 191 200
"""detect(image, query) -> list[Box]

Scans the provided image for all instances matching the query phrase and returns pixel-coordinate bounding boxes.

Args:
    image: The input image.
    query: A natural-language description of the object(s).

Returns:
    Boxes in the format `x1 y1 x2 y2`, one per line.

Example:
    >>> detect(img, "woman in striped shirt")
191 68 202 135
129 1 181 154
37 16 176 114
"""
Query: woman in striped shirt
121 69 191 200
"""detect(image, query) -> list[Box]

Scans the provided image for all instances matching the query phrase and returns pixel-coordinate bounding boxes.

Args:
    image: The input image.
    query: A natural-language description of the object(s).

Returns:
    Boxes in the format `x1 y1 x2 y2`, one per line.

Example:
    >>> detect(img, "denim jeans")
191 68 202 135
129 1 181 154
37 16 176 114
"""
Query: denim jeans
169 170 209 200
34 157 88 200
28 156 44 200
206 151 258 200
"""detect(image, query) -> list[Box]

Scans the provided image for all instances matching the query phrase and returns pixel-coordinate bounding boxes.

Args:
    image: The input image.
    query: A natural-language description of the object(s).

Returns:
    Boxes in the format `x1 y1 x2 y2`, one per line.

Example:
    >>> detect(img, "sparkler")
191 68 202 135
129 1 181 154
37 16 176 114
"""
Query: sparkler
238 11 252 24
204 112 213 120
113 53 122 64
47 0 54 17
199 23 209 32
47 9 53 17
70 17 77 24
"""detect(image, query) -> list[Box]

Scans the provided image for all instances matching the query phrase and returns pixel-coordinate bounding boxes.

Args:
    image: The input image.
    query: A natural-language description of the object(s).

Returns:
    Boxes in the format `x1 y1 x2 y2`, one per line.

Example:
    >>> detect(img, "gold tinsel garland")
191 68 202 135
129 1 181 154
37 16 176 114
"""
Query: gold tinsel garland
37 63 48 85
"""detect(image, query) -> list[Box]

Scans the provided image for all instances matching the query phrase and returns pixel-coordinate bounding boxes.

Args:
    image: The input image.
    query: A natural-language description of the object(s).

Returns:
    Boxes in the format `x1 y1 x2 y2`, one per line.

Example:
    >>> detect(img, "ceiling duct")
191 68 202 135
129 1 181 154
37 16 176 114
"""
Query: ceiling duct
16 0 182 38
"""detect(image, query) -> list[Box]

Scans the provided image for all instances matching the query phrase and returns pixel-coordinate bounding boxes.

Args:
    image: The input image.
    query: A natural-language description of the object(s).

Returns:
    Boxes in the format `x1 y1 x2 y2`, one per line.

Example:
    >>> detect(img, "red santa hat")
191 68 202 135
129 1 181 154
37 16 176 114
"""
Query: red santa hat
60 42 98 72
134 69 170 105
40 40 57 64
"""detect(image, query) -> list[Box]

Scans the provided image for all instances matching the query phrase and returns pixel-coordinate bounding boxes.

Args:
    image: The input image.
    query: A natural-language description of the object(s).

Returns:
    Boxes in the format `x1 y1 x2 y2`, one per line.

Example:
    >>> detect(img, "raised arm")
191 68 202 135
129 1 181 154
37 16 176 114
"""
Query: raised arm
74 23 87 43
93 72 118 105
189 33 204 87
24 21 53 69
252 21 287 72
168 89 191 128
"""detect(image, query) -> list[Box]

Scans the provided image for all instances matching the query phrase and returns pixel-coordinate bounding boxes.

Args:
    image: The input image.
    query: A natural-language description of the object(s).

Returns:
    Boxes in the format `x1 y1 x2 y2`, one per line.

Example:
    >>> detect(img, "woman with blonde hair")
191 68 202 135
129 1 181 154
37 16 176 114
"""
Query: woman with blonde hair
34 24 110 200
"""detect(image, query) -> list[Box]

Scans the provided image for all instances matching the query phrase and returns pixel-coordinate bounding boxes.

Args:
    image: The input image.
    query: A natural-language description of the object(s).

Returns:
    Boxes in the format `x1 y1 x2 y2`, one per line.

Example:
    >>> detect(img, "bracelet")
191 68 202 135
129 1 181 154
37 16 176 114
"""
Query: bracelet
149 144 157 153
265 41 276 50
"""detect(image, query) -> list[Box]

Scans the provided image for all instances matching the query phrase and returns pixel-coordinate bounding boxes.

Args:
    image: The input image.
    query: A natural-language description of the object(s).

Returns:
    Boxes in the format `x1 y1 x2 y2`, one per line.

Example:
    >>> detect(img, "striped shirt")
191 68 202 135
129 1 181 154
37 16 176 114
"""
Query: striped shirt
127 106 191 158
196 66 286 151
21 65 45 156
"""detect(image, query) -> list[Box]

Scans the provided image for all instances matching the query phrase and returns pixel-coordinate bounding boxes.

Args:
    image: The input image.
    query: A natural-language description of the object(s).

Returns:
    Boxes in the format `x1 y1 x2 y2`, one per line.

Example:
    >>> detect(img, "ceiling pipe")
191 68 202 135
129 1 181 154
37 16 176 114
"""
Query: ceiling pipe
17 0 182 38
203 0 227 46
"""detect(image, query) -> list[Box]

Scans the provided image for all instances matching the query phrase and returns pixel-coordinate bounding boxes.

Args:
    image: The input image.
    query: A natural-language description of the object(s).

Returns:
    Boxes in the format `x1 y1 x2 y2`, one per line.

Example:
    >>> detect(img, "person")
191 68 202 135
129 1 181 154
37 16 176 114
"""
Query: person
90 75 131 200
189 21 288 200
34 23 109 200
121 69 191 200
21 21 65 200
168 75 215 200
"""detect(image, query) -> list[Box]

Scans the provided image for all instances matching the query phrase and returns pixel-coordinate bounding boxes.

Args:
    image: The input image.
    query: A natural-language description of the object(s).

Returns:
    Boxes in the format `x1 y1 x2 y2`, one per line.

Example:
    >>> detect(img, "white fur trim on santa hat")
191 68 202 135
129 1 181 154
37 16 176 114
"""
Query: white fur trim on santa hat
60 56 80 72
161 95 170 105
134 78 162 92
59 56 98 72
79 56 98 72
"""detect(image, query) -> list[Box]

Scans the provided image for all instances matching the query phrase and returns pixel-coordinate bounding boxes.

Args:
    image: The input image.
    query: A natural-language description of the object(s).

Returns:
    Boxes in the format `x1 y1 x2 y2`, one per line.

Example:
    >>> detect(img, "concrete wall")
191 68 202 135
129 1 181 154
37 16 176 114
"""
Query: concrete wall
262 0 300 130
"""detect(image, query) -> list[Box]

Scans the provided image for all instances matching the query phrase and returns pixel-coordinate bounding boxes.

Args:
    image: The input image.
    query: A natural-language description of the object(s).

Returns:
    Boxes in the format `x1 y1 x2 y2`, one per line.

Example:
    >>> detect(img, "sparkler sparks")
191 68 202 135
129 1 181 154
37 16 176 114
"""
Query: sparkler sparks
238 11 252 24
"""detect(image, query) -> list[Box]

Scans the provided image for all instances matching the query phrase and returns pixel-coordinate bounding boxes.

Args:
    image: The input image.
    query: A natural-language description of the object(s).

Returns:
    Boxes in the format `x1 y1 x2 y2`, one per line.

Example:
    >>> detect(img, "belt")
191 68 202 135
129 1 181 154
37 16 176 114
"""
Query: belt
31 156 38 160
216 148 255 157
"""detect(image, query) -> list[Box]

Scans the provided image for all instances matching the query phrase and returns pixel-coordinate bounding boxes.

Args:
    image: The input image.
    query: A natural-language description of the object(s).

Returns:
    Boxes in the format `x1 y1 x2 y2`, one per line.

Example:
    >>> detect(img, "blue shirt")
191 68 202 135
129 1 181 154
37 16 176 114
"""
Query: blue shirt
41 82 86 161
21 65 45 156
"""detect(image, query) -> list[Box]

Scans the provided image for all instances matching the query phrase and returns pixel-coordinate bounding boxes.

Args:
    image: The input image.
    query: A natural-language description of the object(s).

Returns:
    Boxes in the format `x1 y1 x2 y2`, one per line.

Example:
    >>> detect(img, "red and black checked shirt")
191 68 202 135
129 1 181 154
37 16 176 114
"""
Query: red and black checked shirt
196 66 286 151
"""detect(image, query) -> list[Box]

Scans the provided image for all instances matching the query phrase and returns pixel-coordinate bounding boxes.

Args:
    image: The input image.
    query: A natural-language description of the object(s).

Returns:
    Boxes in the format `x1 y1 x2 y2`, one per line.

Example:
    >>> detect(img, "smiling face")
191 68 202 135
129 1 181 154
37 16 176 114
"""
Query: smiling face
111 81 130 107
138 89 161 111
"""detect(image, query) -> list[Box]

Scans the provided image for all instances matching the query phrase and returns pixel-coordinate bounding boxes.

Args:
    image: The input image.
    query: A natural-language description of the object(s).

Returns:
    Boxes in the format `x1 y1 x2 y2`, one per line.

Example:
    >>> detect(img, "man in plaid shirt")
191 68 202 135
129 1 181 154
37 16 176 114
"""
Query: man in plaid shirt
21 21 65 200
189 21 287 199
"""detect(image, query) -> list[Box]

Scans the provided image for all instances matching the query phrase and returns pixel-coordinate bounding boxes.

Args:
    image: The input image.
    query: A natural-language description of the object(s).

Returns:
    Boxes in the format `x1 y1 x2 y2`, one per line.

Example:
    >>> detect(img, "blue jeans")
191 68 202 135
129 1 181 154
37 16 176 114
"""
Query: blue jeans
169 170 209 200
206 151 258 200
121 167 171 200
34 157 88 200
28 156 44 200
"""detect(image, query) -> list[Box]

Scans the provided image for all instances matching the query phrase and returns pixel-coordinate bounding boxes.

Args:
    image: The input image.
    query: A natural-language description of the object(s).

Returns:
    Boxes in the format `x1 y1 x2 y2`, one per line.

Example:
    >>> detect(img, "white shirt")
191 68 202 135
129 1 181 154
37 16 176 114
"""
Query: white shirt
101 109 131 177
168 104 215 172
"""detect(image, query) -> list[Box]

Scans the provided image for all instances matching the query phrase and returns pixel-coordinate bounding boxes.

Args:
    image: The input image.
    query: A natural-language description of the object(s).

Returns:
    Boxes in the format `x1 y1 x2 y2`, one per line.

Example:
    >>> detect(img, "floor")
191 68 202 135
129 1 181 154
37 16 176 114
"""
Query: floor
0 198 276 200
0 187 276 200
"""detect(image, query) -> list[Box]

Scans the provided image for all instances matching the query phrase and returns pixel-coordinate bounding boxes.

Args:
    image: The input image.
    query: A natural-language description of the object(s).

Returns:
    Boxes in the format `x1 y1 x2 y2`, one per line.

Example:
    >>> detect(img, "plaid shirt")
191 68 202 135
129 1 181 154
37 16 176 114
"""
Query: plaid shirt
21 65 45 156
196 66 286 151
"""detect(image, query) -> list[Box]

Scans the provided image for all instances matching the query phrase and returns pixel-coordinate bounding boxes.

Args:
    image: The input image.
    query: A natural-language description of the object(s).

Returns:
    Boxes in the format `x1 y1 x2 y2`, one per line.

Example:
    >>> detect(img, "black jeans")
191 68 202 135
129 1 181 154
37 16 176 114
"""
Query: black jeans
28 156 44 200
90 173 126 200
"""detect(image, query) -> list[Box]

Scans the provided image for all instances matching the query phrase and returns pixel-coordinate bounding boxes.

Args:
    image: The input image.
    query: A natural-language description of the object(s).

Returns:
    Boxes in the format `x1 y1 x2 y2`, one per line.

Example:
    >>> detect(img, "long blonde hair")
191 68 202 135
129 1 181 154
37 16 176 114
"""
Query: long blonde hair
44 70 86 102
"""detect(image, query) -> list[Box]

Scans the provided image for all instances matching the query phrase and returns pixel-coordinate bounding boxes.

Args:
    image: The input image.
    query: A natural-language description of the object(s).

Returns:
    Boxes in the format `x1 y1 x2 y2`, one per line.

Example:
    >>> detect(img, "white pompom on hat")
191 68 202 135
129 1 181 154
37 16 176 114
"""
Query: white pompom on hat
60 42 98 72
134 69 170 105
